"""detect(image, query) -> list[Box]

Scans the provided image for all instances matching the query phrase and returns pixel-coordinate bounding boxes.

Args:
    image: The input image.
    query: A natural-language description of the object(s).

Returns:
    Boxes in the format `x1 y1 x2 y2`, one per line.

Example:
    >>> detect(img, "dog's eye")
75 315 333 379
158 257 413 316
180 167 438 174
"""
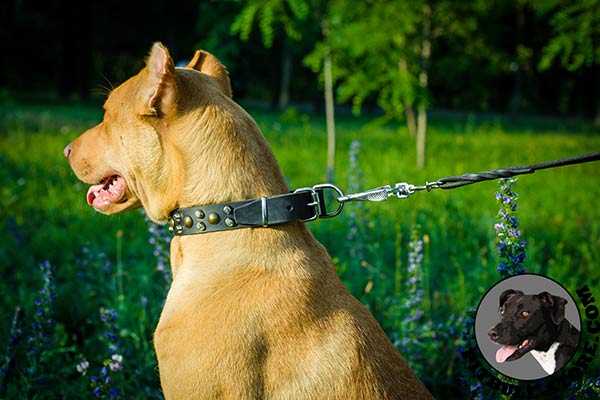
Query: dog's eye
521 311 529 317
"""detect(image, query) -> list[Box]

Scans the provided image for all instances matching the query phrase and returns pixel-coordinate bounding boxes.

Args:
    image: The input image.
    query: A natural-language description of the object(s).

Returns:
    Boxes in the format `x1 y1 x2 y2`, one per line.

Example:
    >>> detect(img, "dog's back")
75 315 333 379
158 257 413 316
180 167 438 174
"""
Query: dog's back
156 225 431 399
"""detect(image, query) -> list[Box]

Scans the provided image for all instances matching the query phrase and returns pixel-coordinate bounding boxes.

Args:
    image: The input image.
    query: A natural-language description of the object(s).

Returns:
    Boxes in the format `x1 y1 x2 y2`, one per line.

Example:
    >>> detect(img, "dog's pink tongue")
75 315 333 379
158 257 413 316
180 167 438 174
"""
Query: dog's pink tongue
86 176 126 211
496 345 518 363
87 183 104 205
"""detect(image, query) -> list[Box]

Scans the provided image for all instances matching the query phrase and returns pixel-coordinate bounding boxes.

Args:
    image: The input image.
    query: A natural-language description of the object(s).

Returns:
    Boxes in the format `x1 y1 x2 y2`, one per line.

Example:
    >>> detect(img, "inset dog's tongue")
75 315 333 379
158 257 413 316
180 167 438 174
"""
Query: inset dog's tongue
496 345 518 363
86 175 126 211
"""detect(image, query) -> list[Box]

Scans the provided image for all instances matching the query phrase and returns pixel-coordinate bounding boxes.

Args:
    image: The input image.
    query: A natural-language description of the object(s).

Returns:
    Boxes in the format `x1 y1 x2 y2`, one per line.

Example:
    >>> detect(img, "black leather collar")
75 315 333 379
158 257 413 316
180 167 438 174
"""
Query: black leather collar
167 184 344 236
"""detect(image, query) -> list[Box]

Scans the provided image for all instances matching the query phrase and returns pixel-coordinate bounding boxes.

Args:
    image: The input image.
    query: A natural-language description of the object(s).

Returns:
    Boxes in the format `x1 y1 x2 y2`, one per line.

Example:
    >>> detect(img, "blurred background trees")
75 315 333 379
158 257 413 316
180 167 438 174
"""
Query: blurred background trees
1 0 598 167
2 0 598 117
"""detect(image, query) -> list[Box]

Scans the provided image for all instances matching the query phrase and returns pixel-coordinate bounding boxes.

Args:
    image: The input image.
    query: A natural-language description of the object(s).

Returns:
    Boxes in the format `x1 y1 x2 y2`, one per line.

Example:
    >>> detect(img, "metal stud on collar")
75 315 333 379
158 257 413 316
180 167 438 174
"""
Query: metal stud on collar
168 208 231 234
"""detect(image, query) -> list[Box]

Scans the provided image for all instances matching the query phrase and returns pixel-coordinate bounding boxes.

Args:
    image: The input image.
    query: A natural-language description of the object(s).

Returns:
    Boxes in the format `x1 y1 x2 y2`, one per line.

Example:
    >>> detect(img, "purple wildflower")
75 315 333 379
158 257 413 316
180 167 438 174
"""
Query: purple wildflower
346 141 366 272
457 308 488 399
0 306 24 396
144 211 172 287
86 309 124 398
393 227 427 358
99 308 120 355
26 261 56 361
494 178 526 277
109 386 120 399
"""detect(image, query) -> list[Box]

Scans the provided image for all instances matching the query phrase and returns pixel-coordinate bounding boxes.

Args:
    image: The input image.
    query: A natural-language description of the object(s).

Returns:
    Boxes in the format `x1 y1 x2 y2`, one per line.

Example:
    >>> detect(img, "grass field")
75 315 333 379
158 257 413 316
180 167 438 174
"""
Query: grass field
0 102 598 398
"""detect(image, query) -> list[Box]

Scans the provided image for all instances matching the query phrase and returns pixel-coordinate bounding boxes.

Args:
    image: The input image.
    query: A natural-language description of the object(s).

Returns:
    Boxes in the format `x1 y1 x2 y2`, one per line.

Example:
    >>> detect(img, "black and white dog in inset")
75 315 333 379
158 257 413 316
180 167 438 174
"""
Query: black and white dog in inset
488 289 580 375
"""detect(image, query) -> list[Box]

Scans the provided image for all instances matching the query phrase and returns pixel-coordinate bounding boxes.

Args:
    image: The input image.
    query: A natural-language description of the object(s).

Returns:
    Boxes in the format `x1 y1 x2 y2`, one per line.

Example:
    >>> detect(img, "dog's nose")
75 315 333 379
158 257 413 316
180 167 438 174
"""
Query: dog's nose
63 143 72 158
488 328 499 340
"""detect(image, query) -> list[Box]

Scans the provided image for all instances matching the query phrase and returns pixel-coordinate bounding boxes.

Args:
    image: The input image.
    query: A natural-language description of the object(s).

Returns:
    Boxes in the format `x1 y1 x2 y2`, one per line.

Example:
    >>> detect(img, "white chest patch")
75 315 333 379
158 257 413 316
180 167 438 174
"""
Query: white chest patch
530 342 560 375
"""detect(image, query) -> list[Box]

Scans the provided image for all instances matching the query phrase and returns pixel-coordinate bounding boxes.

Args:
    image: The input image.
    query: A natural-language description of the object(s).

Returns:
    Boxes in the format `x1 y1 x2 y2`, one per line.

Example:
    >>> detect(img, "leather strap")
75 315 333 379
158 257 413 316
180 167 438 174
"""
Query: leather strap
167 189 328 236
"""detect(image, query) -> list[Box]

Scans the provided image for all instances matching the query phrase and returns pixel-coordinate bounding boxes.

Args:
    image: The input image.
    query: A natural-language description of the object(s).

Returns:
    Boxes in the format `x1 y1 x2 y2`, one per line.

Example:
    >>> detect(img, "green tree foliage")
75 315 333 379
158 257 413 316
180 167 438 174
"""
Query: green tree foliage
306 1 421 120
231 0 310 48
306 0 431 167
538 0 600 71
196 2 243 69
231 0 338 175
306 0 488 167
2 0 598 120
229 0 319 109
536 0 600 123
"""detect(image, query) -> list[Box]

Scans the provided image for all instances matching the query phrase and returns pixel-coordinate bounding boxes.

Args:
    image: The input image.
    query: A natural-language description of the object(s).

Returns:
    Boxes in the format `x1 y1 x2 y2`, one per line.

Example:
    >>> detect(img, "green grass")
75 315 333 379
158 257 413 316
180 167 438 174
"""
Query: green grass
0 102 598 398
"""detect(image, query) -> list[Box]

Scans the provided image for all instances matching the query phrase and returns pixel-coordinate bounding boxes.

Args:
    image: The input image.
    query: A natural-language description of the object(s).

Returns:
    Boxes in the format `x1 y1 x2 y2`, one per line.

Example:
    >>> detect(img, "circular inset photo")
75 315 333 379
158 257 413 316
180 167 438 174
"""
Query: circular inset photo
475 274 581 380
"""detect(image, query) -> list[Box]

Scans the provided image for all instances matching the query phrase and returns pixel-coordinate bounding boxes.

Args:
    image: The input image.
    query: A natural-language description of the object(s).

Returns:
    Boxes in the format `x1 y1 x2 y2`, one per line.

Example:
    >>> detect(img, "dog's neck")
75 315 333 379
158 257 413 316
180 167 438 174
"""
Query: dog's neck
167 206 308 283
156 80 321 278
168 93 289 211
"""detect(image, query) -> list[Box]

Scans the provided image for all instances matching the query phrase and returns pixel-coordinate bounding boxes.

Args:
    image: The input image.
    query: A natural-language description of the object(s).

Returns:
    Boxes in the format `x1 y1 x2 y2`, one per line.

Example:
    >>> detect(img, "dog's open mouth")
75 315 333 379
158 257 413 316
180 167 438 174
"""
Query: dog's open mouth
86 175 127 211
495 338 534 363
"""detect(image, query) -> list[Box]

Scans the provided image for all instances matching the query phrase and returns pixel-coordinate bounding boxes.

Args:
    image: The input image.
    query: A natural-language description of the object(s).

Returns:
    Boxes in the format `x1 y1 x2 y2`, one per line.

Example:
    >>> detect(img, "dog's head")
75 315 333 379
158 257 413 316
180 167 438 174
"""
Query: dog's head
65 43 286 222
488 289 567 364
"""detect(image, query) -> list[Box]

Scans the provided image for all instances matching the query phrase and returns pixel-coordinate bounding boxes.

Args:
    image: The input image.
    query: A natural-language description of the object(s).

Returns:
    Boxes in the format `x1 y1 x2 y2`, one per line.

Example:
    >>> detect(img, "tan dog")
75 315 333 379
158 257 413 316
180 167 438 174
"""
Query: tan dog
64 43 433 399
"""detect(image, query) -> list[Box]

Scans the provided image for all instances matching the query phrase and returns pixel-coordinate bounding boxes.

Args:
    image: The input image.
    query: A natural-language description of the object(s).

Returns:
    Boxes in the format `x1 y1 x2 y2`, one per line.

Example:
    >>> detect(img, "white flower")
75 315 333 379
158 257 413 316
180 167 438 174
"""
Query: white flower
109 354 123 372
76 360 89 375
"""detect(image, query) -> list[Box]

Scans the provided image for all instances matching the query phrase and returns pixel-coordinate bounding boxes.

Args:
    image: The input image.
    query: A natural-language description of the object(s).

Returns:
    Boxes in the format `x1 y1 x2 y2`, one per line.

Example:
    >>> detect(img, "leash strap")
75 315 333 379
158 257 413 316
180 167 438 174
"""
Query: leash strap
168 152 599 236
436 152 600 189
337 151 600 203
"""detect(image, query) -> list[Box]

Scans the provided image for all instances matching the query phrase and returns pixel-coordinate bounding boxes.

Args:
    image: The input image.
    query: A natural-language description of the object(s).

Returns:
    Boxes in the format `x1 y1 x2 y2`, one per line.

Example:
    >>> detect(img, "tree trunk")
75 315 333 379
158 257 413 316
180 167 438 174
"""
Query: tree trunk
405 105 417 139
323 19 336 182
278 37 292 110
416 3 431 169
324 45 336 182
416 105 427 169
398 58 416 138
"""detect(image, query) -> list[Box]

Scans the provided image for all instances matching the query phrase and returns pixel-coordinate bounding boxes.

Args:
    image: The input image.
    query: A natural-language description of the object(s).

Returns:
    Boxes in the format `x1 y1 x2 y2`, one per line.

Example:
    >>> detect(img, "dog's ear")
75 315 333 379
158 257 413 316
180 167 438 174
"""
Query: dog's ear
499 289 523 309
538 292 567 325
186 50 232 98
139 42 179 117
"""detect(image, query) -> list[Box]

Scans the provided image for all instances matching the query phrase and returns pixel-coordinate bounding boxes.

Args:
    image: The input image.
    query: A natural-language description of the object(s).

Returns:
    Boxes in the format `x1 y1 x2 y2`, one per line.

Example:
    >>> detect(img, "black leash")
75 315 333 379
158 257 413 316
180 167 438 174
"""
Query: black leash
336 151 600 203
168 152 599 236
436 151 600 189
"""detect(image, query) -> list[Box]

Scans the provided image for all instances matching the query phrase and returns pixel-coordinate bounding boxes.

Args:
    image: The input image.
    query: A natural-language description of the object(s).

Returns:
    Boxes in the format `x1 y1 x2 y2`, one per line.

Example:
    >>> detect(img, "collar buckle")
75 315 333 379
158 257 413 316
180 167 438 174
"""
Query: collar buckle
293 183 344 221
